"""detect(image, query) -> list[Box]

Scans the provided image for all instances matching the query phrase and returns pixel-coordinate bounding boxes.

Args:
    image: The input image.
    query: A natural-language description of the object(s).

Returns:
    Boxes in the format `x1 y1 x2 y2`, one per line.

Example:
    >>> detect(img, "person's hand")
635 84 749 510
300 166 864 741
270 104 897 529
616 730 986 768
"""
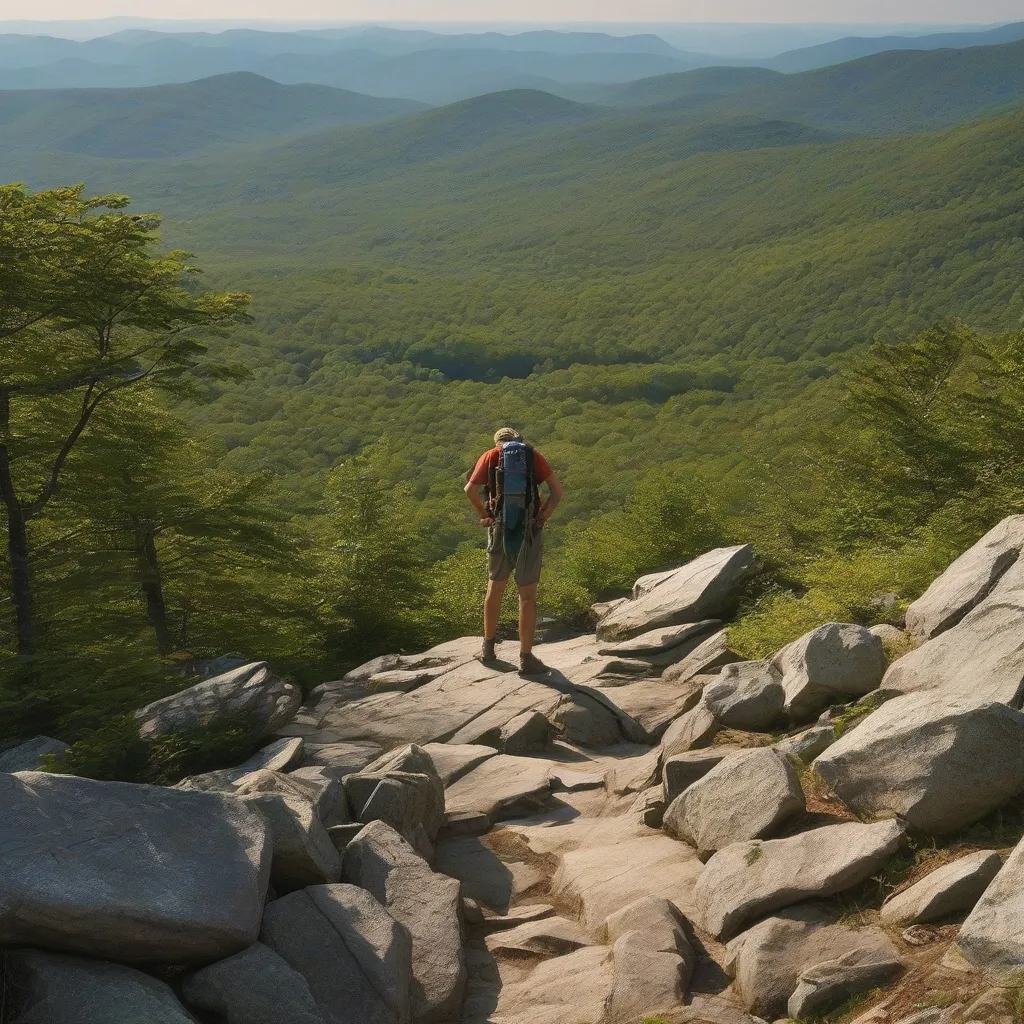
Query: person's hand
480 516 495 526
536 509 550 526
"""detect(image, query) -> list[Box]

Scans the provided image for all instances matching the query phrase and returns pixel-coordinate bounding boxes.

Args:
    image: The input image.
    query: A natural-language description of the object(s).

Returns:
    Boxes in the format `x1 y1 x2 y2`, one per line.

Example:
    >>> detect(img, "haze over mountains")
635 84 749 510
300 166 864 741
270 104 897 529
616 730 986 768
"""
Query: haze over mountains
1 21 1023 101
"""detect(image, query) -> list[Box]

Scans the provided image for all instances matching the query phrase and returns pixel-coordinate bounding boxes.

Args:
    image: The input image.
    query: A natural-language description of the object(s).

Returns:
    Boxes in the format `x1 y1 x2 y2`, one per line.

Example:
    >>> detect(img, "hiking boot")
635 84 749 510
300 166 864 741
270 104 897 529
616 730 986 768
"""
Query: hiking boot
478 638 498 664
519 651 550 677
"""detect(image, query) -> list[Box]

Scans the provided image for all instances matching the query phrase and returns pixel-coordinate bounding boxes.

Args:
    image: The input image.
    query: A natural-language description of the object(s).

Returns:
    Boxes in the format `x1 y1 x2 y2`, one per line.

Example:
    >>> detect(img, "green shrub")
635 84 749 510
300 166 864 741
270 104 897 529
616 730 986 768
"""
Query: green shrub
42 712 263 786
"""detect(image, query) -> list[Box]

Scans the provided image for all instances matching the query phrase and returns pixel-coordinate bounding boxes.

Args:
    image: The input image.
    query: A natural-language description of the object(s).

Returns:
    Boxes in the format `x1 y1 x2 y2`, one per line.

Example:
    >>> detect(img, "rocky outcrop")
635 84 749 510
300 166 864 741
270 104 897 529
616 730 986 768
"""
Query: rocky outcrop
17 532 1024 1024
773 623 886 721
787 946 902 1019
661 697 720 758
604 894 695 1021
694 820 905 939
344 821 465 1024
499 710 553 754
178 736 304 791
136 661 301 741
956 835 1024 977
7 950 197 1024
663 748 804 855
814 696 1024 833
662 747 739 803
261 882 412 1024
879 590 1024 706
444 753 554 821
552 830 704 930
879 851 1002 926
596 545 755 641
662 628 740 684
182 942 325 1024
724 904 899 1018
0 735 68 772
238 767 350 826
238 791 342 891
774 722 835 762
0 771 270 962
703 661 785 730
905 515 1024 641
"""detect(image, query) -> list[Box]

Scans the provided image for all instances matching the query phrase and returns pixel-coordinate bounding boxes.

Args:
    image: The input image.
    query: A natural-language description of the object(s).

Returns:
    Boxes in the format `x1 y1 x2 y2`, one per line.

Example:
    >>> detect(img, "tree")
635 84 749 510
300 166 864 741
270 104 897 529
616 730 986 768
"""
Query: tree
312 444 430 663
0 184 249 658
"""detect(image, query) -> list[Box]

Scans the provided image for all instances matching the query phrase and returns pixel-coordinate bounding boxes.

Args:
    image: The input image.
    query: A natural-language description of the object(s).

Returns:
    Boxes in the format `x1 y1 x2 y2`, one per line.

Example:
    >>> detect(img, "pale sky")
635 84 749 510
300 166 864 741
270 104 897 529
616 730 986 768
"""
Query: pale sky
8 0 1023 25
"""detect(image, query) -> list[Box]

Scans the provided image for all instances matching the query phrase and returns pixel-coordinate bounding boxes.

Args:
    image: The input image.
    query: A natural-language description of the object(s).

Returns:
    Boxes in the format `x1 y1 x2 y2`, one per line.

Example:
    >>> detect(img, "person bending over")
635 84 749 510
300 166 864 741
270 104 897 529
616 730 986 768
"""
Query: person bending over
464 427 564 676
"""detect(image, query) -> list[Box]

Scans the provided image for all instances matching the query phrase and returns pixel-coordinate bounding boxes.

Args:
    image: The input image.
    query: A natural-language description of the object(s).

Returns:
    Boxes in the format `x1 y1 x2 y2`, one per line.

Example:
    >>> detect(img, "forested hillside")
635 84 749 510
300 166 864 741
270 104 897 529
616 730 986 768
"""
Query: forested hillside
3 35 1024 764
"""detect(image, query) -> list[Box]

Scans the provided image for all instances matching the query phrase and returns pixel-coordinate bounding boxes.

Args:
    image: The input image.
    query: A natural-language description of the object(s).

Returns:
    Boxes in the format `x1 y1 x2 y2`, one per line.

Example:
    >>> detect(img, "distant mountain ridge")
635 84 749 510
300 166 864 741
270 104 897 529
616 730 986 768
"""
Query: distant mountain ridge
598 39 1024 134
2 21 1024 101
764 20 1024 72
0 73 425 158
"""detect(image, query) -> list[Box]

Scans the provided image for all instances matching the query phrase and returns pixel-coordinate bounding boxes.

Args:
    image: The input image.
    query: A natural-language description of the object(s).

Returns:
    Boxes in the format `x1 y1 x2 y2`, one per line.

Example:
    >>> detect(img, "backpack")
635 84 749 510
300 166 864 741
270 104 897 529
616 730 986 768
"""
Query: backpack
488 441 540 562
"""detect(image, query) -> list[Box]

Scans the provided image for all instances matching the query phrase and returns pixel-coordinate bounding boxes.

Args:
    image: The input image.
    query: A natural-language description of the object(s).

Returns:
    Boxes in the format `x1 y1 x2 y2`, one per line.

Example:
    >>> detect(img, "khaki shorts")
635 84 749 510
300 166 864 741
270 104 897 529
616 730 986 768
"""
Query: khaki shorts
488 522 544 586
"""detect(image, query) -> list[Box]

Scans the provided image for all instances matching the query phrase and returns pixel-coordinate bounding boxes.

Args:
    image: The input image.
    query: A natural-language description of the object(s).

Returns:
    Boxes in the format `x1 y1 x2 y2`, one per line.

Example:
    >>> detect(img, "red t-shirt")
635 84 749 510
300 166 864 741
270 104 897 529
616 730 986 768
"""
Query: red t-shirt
469 446 553 487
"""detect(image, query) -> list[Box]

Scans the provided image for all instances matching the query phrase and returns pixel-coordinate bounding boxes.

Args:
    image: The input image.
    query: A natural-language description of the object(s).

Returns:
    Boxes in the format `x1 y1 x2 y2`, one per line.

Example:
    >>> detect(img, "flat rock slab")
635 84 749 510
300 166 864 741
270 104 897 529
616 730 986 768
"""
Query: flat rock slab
815 695 1024 834
481 904 556 929
597 620 721 657
8 950 195 1024
552 833 704 928
435 835 544 914
957 834 1024 977
179 737 305 793
300 740 383 776
906 515 1024 641
420 743 496 786
315 661 564 750
881 851 1003 926
694 819 905 940
596 545 755 642
444 754 555 821
0 771 270 963
587 676 703 741
485 915 593 957
880 591 1024 707
492 945 614 1024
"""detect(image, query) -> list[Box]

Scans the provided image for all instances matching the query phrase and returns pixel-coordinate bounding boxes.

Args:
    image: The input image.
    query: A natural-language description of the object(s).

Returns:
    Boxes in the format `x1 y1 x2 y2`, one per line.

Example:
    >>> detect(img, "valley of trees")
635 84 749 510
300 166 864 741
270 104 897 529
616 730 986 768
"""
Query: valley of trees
2 30 1024 772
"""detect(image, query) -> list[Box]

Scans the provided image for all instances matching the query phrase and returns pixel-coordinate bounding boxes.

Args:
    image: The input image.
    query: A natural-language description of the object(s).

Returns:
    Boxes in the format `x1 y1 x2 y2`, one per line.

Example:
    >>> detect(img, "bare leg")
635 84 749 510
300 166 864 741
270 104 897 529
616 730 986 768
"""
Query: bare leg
518 583 538 655
484 578 507 640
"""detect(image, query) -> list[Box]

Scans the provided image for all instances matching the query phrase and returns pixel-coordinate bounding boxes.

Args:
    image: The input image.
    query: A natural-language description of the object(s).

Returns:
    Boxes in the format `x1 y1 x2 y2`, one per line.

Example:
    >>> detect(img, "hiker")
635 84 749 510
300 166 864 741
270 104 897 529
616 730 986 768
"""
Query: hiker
464 427 564 675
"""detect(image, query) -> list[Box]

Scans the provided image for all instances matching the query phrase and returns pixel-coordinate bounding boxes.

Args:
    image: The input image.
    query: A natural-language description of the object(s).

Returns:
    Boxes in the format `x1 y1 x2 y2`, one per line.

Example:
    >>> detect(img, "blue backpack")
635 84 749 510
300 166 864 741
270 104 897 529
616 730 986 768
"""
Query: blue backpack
489 441 540 562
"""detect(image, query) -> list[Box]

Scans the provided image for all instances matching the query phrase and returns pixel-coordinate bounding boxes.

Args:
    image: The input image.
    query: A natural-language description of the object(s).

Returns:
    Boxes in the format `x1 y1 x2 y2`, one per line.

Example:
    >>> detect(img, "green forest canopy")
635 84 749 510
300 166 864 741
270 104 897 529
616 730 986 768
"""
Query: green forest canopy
2 56 1024 774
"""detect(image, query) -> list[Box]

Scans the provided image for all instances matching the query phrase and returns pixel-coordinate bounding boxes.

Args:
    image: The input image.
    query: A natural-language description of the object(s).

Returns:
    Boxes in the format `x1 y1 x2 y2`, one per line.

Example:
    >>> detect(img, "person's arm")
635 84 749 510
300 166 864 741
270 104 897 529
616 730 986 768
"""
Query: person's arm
537 472 564 524
464 478 494 526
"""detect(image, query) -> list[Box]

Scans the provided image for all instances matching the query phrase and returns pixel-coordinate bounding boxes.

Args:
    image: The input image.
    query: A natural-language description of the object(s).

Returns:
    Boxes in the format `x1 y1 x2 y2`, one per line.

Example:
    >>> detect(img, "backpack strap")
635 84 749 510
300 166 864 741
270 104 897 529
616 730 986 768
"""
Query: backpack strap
492 446 505 517
525 445 540 519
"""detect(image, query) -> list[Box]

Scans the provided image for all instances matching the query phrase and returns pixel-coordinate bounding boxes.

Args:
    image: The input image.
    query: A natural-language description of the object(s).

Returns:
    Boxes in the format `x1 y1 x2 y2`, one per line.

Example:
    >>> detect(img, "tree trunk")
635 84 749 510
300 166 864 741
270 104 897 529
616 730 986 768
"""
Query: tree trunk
133 521 173 656
0 394 35 657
